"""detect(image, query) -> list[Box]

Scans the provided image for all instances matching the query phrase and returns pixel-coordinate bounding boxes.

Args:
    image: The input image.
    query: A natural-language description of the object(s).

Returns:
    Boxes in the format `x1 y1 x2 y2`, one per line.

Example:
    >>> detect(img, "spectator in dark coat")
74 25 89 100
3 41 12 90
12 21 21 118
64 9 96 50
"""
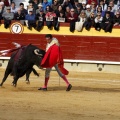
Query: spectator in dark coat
66 8 78 32
62 0 73 12
19 3 28 15
84 12 95 31
94 12 103 31
36 9 45 31
113 10 120 26
101 11 113 32
14 8 25 20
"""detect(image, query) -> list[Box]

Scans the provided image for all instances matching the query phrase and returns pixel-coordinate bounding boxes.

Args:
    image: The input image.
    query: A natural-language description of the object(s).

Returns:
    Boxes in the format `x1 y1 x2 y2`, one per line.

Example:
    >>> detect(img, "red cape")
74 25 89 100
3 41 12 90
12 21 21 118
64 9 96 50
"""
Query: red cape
41 44 69 75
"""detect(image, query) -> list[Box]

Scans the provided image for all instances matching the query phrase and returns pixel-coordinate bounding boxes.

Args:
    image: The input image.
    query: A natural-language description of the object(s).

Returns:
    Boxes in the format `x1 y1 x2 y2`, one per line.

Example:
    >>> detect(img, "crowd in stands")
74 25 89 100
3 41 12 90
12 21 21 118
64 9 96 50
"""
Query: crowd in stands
0 0 120 32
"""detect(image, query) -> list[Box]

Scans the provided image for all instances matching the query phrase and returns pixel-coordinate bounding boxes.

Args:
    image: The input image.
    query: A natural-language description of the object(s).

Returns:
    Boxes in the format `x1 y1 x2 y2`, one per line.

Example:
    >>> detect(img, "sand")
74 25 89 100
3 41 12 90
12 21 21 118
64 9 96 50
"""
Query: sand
0 68 120 120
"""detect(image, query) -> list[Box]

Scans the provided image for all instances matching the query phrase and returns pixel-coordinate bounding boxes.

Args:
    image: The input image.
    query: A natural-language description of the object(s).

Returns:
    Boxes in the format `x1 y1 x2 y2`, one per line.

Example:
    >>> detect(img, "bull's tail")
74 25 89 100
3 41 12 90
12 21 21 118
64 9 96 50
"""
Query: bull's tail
32 68 39 77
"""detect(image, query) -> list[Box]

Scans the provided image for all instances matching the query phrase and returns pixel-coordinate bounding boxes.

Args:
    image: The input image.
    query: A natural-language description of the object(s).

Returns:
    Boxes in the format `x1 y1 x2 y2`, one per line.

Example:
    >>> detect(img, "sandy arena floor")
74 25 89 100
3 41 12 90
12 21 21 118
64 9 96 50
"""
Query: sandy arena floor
0 68 120 120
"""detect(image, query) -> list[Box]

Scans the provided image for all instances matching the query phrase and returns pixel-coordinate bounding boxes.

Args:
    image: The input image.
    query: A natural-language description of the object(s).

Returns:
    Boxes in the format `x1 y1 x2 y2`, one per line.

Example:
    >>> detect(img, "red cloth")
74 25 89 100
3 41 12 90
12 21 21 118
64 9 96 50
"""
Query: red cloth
41 44 69 75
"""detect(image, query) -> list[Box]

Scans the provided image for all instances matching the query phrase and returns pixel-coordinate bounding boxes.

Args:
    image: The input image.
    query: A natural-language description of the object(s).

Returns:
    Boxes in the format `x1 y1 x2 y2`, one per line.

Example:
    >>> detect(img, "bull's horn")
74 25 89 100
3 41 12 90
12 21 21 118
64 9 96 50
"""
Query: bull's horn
34 49 43 56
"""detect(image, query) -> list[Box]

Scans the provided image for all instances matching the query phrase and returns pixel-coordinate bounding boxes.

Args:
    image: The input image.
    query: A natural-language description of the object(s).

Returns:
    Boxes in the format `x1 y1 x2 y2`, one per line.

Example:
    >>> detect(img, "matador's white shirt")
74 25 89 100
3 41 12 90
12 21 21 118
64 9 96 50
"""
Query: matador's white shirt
46 37 60 52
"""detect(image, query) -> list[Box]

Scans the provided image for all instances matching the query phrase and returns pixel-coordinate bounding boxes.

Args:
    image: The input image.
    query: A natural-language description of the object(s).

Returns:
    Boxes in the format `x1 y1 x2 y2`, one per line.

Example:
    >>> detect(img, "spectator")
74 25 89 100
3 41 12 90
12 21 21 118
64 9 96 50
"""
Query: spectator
14 8 25 20
87 0 98 6
66 8 78 32
75 4 82 15
36 3 43 14
33 0 39 11
101 11 113 32
96 5 105 17
75 10 86 31
1 0 9 6
84 11 95 30
81 1 86 10
62 0 73 12
97 0 107 11
2 6 14 28
51 0 60 12
91 1 97 14
45 8 56 29
27 2 36 14
108 0 118 13
19 3 28 15
42 0 51 12
102 5 114 17
36 9 45 31
44 5 51 13
73 0 81 11
0 1 5 14
10 2 17 13
55 5 64 17
0 2 5 19
113 10 120 26
94 12 103 31
25 8 36 30
85 4 92 18
65 6 70 17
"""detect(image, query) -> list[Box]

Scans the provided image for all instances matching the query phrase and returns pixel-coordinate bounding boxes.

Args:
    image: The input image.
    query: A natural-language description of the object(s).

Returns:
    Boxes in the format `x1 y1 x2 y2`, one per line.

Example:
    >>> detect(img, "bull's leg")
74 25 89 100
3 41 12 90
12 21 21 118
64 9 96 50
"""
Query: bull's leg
25 69 32 84
32 68 39 77
12 76 19 87
0 69 12 86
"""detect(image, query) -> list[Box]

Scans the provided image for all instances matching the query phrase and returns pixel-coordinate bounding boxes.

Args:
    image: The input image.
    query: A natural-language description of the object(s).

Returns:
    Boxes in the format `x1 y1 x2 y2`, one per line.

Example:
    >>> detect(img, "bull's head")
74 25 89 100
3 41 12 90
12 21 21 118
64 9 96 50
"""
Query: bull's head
34 49 43 57
33 49 45 68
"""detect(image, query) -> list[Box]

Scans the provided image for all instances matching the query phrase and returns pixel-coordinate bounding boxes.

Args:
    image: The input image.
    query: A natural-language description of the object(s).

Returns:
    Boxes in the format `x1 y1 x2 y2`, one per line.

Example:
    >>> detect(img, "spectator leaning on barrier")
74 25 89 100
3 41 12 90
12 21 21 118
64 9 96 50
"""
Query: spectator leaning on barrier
94 12 103 31
113 10 120 26
36 9 45 31
67 8 78 32
101 11 113 32
45 8 57 29
75 10 86 31
25 8 36 30
84 11 95 30
2 6 14 28
14 8 25 20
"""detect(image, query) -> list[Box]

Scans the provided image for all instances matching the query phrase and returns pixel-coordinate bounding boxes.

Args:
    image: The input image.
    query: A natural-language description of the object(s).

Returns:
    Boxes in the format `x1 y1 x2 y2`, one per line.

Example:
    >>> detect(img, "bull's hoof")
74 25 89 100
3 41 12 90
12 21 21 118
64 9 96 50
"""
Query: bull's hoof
26 81 30 84
0 84 2 86
12 82 17 87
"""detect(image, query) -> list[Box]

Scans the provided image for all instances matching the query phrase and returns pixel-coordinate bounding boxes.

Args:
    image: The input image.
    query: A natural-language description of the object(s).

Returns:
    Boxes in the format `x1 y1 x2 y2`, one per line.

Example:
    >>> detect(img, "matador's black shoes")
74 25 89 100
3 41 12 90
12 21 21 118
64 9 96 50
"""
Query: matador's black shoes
38 84 72 91
66 84 72 91
38 87 47 91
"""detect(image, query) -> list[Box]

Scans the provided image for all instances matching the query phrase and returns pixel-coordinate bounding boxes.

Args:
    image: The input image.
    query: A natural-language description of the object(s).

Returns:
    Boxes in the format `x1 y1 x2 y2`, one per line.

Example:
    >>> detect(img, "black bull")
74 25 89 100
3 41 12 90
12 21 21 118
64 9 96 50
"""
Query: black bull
0 44 45 87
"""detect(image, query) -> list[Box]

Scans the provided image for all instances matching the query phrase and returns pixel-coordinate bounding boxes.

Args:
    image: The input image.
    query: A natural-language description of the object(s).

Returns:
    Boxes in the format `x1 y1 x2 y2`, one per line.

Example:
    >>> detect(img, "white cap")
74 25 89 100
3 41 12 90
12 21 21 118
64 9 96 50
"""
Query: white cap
82 1 86 4
0 2 4 5
38 3 42 7
28 8 33 12
86 4 91 8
